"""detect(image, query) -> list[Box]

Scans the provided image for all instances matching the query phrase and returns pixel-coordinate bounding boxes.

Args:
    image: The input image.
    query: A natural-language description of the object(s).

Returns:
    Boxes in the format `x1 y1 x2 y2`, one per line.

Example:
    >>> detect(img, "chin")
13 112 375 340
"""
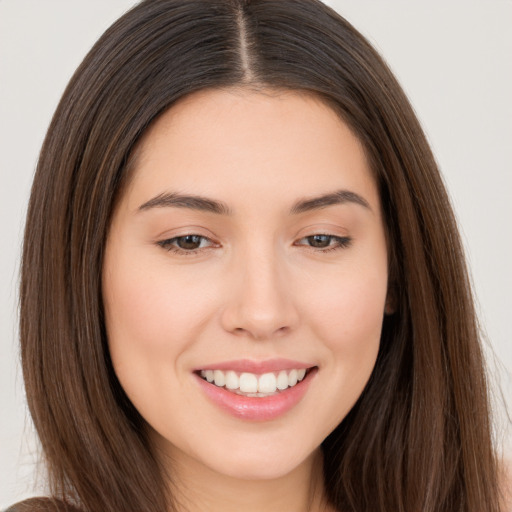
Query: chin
203 448 316 481
196 429 322 481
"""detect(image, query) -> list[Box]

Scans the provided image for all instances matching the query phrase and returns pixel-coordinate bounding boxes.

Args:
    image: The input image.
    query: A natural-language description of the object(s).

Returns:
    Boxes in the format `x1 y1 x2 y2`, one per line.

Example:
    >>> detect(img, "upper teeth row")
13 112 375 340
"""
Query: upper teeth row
200 369 307 393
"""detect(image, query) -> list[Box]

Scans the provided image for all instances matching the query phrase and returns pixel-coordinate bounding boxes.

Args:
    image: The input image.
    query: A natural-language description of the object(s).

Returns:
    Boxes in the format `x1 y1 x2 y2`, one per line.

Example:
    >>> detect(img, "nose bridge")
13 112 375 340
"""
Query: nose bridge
221 239 298 340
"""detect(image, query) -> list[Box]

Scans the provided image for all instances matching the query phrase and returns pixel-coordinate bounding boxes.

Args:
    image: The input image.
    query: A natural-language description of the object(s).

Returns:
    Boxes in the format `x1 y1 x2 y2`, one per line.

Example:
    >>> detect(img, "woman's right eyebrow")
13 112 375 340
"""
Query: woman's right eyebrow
137 192 232 215
137 189 372 216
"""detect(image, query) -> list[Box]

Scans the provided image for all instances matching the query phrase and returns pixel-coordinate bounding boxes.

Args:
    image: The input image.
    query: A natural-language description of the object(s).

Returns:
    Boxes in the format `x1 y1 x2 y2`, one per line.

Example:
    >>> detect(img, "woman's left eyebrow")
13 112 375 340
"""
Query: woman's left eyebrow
290 190 372 214
137 189 371 215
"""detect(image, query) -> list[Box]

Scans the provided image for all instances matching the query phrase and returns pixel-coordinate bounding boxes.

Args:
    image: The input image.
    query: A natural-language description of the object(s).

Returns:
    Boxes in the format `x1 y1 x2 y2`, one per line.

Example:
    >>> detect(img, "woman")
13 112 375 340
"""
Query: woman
7 0 506 510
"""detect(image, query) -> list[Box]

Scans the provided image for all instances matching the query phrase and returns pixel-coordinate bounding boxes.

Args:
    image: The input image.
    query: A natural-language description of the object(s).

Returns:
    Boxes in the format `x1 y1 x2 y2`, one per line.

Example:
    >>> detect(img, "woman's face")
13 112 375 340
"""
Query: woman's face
102 88 389 481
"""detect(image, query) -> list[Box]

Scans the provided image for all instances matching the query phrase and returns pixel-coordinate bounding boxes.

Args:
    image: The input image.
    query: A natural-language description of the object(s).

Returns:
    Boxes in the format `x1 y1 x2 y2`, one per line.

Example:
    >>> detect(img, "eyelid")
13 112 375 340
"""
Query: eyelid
294 234 352 252
155 229 352 256
157 234 218 255
156 233 352 256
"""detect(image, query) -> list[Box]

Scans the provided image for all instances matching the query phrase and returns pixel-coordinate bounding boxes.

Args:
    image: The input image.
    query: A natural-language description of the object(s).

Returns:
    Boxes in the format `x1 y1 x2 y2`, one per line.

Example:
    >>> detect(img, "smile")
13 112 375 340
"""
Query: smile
194 360 318 421
198 368 309 396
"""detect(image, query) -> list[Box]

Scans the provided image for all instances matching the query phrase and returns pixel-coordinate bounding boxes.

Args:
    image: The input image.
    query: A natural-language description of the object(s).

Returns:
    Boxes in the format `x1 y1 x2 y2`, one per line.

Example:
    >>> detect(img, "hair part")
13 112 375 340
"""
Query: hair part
20 1 500 511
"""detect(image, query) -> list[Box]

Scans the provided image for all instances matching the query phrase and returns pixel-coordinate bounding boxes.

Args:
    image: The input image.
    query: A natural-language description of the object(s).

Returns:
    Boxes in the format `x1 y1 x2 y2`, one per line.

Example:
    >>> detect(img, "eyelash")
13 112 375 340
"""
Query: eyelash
157 234 352 255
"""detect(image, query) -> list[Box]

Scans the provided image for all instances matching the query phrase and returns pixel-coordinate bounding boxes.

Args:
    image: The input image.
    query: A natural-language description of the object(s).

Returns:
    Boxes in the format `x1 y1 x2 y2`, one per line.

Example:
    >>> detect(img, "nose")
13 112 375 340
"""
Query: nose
220 246 300 340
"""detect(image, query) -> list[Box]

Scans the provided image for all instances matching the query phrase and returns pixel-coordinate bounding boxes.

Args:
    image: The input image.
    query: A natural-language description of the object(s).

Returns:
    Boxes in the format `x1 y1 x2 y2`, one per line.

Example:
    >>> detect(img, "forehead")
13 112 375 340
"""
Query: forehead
122 87 379 214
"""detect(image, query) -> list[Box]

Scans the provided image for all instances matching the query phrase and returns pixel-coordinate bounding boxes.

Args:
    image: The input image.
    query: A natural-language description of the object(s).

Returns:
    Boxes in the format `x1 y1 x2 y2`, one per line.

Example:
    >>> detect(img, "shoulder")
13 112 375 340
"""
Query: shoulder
4 498 82 512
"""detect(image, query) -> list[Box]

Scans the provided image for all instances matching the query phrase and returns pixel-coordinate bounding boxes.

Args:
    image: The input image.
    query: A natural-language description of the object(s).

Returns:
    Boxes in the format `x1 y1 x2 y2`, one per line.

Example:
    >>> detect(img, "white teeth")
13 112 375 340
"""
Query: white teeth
213 370 225 387
258 372 277 393
200 368 310 394
239 373 258 393
225 370 239 390
276 370 289 390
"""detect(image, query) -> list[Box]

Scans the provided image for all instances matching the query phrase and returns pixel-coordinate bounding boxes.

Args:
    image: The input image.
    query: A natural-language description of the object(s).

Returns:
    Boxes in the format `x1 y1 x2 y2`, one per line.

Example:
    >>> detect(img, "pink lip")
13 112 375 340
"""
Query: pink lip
194 365 318 421
193 358 315 374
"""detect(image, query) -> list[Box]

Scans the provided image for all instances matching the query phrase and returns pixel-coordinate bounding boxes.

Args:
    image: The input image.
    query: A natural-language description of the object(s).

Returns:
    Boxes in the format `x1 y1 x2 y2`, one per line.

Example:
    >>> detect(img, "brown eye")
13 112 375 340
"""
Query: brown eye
176 235 203 250
157 234 215 253
295 234 352 252
307 235 332 248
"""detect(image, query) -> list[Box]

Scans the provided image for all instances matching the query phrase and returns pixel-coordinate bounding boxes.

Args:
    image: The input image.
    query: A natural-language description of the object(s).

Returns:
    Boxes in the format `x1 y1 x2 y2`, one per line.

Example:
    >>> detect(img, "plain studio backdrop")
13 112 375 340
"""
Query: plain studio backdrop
0 0 511 506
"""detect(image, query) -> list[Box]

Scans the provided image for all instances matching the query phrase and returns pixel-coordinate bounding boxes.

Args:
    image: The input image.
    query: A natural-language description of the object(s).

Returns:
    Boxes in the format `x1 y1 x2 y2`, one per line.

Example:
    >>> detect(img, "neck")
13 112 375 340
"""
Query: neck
161 446 332 512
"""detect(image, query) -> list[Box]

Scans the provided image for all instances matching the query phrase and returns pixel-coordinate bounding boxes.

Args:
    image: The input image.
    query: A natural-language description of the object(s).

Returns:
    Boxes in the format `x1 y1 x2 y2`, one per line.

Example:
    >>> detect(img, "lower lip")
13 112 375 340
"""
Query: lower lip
195 368 317 421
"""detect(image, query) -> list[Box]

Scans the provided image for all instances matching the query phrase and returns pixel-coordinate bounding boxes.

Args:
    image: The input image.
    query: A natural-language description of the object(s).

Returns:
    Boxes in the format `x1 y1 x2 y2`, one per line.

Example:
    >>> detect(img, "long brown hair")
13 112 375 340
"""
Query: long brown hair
19 0 500 510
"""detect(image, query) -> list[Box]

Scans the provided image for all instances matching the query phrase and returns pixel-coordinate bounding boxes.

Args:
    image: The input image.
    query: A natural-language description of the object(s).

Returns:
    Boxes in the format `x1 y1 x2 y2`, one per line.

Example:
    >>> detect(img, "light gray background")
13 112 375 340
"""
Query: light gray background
1 0 511 506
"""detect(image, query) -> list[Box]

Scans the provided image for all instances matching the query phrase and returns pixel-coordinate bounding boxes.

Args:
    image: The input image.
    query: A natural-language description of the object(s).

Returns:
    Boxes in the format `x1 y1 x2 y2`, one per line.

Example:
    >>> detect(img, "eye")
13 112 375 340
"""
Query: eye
157 234 216 254
295 234 352 252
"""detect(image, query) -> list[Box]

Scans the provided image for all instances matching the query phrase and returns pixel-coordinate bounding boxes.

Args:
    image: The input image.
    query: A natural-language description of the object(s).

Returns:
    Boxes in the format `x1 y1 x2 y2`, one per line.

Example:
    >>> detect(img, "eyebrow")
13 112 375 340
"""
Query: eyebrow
290 190 371 214
137 189 371 215
138 192 232 215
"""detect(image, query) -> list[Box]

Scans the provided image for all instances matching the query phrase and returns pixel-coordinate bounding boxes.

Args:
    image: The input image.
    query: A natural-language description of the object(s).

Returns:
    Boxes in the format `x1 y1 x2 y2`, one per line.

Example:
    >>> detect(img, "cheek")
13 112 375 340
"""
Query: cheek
102 252 219 398
104 255 213 345
304 266 387 394
305 258 387 337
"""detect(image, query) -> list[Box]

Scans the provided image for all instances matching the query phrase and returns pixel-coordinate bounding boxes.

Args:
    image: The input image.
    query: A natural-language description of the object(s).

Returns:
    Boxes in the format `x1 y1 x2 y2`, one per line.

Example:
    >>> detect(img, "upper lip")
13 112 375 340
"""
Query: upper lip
194 358 316 374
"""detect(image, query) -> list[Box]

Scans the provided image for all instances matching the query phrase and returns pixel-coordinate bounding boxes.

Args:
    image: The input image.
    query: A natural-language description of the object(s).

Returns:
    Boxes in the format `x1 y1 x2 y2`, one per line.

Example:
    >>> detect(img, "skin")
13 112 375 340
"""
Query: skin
102 88 390 512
